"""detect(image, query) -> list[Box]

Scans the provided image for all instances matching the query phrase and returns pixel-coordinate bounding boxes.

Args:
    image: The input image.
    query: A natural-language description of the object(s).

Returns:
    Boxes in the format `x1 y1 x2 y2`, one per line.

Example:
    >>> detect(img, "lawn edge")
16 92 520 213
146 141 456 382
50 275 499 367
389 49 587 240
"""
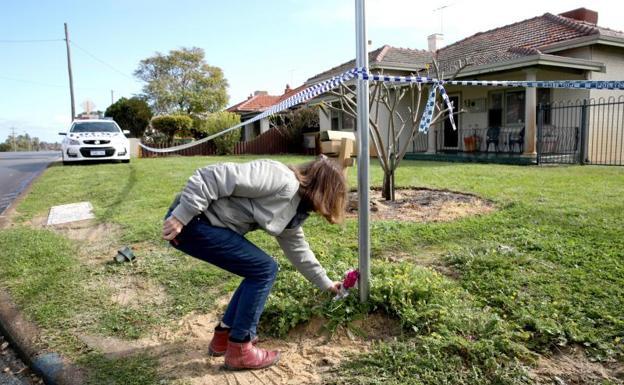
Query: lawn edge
0 289 85 385
0 159 86 385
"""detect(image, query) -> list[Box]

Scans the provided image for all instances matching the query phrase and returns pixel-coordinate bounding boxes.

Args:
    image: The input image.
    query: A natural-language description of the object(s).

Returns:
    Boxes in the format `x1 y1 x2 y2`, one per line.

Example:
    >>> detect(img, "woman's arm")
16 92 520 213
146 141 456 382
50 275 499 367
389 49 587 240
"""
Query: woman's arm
172 159 295 225
275 226 335 291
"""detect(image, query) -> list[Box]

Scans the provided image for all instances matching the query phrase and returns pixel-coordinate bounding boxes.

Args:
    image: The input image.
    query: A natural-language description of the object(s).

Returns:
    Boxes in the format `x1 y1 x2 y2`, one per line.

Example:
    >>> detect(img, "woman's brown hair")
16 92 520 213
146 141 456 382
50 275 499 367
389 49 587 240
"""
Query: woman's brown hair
290 155 348 224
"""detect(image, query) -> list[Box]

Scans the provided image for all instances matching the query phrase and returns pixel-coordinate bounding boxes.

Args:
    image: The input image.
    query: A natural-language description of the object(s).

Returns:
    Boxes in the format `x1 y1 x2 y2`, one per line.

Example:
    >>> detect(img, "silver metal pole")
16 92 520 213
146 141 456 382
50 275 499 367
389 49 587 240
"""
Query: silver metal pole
355 0 370 303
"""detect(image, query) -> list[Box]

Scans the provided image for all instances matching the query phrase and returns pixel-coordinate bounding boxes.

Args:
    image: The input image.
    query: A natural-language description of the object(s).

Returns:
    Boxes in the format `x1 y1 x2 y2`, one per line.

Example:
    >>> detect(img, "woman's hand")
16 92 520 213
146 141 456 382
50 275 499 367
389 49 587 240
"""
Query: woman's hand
163 215 184 241
327 281 342 294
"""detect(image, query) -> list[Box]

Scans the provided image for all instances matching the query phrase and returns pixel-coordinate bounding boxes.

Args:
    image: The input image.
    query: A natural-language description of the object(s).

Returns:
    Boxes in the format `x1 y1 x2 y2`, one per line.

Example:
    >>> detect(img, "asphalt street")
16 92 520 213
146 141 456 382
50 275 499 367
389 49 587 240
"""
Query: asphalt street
0 151 59 385
0 151 60 215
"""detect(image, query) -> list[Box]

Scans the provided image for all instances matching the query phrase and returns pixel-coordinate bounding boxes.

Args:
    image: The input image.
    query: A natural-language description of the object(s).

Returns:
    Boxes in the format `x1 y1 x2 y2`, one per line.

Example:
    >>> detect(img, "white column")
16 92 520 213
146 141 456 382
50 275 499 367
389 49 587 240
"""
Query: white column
524 69 537 154
426 125 436 153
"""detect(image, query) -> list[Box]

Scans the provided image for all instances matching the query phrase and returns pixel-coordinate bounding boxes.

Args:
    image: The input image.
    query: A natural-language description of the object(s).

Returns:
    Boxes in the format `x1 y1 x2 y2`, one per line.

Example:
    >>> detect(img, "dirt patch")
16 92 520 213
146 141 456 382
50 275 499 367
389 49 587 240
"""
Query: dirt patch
26 217 123 266
108 276 167 308
530 346 624 384
347 188 494 222
77 294 400 385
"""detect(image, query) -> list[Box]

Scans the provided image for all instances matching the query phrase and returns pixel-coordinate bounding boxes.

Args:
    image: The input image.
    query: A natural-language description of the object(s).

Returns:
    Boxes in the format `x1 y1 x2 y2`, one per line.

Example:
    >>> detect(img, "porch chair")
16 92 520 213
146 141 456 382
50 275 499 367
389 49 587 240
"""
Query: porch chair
508 126 525 153
486 127 501 152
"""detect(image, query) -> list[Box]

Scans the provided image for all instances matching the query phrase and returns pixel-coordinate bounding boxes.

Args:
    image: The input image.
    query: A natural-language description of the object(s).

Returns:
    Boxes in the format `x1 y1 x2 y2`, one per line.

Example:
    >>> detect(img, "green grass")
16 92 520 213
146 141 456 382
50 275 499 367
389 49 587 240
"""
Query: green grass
1 156 623 384
79 353 159 385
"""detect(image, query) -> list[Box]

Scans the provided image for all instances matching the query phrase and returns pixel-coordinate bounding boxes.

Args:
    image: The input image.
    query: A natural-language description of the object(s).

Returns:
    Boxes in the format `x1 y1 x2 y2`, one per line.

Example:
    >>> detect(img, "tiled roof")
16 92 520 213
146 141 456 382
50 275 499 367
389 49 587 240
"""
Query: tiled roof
307 45 432 83
227 94 281 113
227 84 307 113
436 11 624 73
278 84 307 103
307 8 624 82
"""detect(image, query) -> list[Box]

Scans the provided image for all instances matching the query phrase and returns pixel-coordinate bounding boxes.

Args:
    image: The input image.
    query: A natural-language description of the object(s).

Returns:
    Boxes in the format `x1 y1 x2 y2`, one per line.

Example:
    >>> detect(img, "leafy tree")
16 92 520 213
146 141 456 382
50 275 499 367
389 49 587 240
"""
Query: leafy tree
195 111 241 155
105 97 153 137
135 47 228 115
150 114 193 145
1 133 42 151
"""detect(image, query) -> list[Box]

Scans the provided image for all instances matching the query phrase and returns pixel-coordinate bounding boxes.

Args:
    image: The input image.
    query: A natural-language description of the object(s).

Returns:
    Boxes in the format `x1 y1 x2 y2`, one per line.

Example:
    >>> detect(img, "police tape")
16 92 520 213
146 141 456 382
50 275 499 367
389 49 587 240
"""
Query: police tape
140 67 624 152
138 68 359 153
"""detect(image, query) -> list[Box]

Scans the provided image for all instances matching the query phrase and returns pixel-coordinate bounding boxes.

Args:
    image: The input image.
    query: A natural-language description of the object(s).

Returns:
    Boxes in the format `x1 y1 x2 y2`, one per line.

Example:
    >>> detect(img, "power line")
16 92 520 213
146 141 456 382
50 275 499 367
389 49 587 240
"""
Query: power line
0 38 63 43
0 75 109 91
69 40 136 81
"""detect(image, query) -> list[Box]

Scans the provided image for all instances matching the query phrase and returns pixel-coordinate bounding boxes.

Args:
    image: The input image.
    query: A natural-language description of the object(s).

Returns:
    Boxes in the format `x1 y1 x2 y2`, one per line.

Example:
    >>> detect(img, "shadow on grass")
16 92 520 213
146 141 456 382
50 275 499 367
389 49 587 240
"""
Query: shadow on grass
100 164 137 222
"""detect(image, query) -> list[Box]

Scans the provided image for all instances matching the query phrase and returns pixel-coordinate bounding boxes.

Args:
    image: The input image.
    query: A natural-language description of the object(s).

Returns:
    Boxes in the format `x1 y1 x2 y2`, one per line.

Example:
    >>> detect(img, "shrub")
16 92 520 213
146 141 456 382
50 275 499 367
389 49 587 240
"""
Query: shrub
195 111 241 155
271 106 319 152
150 114 193 145
104 97 153 138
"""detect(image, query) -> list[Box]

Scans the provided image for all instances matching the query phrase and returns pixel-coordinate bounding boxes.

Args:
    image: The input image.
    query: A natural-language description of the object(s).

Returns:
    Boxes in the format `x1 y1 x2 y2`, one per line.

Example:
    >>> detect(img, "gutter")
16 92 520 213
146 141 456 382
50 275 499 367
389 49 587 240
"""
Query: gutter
540 35 624 53
454 54 606 78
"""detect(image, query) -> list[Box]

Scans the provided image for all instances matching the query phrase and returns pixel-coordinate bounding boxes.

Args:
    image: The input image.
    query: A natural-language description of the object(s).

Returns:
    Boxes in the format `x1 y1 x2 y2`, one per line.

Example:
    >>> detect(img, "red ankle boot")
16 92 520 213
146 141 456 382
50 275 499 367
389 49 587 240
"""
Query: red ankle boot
208 329 258 356
208 329 229 356
224 341 280 370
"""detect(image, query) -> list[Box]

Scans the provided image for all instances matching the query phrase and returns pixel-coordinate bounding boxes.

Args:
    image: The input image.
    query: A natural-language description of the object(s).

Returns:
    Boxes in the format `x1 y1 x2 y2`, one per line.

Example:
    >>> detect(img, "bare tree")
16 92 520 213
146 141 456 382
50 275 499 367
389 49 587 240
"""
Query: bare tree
323 61 467 200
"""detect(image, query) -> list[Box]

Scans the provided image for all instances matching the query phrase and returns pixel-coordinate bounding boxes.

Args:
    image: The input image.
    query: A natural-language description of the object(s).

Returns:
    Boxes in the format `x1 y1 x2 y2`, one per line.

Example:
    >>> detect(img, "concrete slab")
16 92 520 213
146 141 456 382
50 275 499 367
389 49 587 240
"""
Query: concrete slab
46 202 95 226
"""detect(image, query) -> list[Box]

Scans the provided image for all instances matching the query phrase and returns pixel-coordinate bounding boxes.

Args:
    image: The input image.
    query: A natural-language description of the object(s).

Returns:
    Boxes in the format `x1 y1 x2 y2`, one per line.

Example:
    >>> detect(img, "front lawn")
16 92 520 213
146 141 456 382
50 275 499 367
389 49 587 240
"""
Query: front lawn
0 156 622 384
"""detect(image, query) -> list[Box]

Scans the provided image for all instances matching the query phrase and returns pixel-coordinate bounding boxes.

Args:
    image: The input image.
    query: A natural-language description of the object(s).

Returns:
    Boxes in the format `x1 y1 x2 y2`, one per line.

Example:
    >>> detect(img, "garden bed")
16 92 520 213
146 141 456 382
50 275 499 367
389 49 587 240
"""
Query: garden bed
347 188 495 222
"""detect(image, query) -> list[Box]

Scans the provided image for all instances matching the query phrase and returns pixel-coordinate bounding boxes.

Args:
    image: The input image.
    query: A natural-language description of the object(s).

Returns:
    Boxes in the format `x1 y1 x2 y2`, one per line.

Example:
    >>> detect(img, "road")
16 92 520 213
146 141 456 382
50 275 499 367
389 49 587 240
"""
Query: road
0 152 58 384
0 151 60 215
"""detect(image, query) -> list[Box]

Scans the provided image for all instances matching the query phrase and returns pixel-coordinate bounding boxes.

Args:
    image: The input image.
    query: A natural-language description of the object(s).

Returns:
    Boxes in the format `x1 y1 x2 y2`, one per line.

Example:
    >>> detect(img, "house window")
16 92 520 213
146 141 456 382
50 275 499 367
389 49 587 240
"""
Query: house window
330 102 355 131
488 90 525 127
537 88 551 125
343 114 355 130
505 90 525 125
331 109 340 130
488 92 503 127
488 88 553 128
253 120 261 137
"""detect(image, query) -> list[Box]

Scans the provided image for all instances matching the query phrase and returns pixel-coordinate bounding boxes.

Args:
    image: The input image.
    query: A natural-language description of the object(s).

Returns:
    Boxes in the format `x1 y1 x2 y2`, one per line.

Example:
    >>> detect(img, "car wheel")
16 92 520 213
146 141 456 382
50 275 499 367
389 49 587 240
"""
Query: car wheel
122 159 130 163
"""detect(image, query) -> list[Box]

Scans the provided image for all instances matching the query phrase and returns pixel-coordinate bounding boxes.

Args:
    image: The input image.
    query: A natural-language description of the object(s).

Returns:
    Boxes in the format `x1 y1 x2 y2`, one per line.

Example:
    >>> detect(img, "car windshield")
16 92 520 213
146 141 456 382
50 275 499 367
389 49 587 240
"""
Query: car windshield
70 122 120 133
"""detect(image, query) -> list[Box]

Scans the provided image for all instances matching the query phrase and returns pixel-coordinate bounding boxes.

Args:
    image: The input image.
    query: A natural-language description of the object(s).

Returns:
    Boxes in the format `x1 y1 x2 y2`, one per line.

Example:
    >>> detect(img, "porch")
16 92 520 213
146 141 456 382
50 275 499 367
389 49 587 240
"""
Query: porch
404 150 536 165
408 126 535 165
406 97 624 166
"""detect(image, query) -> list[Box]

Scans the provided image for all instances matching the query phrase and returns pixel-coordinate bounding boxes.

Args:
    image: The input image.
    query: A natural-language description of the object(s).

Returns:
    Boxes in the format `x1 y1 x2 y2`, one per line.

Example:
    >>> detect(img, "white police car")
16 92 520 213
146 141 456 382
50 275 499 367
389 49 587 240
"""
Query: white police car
59 119 130 164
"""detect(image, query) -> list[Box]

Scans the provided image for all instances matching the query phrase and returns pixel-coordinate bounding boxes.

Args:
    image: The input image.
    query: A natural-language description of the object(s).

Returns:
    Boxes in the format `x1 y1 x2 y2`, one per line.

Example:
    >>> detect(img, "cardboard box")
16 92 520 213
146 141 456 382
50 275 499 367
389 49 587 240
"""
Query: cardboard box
320 130 356 142
320 130 377 157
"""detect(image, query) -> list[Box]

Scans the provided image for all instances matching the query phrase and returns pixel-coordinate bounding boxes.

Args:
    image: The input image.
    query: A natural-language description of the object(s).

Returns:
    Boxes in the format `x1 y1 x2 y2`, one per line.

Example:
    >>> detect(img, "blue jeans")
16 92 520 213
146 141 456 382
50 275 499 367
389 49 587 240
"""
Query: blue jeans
166 211 278 340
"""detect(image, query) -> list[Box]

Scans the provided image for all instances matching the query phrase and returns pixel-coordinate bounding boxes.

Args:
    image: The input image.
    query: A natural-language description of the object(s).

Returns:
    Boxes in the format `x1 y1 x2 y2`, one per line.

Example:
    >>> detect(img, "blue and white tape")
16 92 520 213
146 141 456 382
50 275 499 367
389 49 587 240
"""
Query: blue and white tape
356 69 624 134
140 67 624 153
139 68 358 153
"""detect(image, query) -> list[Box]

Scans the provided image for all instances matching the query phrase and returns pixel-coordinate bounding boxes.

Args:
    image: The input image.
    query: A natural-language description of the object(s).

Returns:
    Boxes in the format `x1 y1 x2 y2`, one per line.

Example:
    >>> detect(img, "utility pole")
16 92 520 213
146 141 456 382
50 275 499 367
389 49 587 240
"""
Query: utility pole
111 89 114 105
64 22 76 121
10 127 16 152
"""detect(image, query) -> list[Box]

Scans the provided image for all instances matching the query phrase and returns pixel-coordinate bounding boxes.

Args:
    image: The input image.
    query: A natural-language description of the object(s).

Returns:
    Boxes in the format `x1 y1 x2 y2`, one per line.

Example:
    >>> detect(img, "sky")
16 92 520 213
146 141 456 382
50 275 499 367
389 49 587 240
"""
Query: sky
1 0 623 143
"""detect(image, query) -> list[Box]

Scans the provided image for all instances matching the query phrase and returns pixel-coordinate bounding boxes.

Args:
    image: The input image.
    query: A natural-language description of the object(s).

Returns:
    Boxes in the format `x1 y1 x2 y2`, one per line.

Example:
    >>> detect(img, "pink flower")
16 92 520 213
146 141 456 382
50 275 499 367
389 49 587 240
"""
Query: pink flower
342 269 359 289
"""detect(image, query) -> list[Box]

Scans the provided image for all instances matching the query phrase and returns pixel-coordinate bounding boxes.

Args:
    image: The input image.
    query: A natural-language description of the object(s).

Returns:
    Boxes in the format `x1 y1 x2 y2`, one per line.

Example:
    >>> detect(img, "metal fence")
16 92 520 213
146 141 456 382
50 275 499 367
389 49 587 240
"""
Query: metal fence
537 97 624 166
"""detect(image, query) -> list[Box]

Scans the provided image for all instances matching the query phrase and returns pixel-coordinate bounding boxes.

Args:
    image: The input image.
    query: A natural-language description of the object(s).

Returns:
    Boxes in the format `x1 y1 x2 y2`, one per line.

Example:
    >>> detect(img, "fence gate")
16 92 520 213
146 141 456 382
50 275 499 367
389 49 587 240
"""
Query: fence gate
538 97 624 166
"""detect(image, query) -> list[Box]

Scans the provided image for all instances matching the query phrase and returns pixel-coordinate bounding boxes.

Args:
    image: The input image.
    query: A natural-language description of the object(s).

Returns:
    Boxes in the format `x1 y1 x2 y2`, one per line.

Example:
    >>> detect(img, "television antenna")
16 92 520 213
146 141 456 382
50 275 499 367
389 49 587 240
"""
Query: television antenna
433 4 453 34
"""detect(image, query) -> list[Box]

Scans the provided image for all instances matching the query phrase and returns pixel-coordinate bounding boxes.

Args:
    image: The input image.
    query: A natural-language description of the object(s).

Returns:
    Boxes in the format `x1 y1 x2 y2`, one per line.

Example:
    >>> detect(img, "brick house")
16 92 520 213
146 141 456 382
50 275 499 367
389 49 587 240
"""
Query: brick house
306 7 624 162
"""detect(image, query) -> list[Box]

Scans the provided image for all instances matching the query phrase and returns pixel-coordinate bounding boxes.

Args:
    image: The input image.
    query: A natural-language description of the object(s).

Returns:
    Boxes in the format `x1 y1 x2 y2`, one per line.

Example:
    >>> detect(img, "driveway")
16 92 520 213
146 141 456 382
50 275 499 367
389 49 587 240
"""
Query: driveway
0 151 61 215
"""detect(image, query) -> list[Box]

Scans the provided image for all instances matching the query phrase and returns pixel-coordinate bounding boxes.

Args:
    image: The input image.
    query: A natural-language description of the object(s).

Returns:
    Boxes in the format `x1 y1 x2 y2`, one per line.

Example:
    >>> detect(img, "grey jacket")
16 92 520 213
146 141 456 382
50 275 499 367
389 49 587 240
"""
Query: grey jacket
171 159 333 290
